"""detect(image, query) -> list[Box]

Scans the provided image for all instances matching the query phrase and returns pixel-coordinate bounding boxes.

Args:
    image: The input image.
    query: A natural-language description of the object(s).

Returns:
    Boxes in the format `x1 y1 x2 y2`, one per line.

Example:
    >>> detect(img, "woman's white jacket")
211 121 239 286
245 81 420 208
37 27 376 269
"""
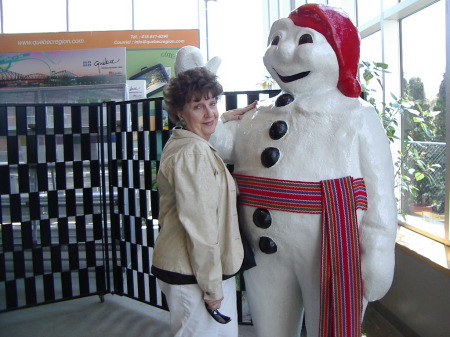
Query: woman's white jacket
151 129 244 301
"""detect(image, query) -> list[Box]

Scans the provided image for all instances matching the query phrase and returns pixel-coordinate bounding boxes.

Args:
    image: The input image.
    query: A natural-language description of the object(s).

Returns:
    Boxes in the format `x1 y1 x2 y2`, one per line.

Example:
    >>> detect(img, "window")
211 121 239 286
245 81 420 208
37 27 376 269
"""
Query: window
358 0 448 268
400 1 446 240
202 0 267 91
133 0 199 30
68 0 132 32
360 31 383 109
2 0 66 33
357 0 381 24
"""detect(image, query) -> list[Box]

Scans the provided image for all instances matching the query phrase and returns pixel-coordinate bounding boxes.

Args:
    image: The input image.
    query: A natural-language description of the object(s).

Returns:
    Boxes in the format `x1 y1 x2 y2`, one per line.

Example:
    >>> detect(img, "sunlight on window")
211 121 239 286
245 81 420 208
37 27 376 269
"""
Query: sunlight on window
68 0 132 32
204 0 267 91
357 0 381 24
134 0 199 30
360 31 383 109
2 0 67 33
400 1 446 239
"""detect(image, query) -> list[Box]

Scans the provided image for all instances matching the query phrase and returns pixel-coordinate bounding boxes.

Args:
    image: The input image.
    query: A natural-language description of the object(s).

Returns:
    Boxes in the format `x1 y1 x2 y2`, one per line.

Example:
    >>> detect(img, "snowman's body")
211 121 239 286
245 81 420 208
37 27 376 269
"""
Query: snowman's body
210 5 397 337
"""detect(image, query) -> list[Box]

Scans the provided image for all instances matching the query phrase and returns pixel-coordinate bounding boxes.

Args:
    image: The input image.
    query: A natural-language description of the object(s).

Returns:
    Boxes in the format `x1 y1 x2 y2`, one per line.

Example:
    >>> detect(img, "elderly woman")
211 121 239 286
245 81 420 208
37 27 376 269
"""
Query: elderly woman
151 67 254 337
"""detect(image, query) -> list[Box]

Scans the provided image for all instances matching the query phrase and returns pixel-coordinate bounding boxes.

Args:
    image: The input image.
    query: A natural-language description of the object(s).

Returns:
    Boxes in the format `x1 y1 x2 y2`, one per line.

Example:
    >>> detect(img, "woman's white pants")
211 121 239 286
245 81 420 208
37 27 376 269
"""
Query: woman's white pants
157 277 238 337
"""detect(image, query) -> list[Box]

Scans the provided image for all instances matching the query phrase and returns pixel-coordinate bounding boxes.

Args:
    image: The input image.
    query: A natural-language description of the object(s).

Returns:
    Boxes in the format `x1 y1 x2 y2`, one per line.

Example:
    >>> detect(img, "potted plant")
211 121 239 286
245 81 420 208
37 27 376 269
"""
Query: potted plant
359 61 443 216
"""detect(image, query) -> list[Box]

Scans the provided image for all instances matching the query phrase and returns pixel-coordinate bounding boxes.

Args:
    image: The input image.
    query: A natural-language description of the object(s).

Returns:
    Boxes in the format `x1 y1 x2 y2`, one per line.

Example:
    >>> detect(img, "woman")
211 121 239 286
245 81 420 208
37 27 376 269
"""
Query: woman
151 67 255 337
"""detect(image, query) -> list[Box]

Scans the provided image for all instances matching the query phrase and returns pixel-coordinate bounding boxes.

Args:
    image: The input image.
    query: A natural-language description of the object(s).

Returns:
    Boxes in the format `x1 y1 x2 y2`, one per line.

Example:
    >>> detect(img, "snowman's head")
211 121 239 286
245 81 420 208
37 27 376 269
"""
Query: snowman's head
264 4 361 98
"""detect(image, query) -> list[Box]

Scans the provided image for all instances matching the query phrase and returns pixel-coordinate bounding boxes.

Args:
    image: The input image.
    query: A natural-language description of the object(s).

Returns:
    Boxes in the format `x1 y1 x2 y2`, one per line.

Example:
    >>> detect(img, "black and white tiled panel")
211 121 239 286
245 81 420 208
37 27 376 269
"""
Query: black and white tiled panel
0 103 108 312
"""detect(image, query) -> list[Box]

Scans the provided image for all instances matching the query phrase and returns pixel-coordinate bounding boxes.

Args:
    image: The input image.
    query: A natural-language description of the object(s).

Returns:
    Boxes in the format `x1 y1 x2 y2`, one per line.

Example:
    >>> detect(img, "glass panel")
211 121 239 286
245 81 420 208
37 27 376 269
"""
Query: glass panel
357 0 381 24
383 0 399 10
2 0 67 33
294 0 307 8
206 0 266 91
134 0 198 30
400 1 446 238
327 0 348 8
360 31 383 105
68 0 132 32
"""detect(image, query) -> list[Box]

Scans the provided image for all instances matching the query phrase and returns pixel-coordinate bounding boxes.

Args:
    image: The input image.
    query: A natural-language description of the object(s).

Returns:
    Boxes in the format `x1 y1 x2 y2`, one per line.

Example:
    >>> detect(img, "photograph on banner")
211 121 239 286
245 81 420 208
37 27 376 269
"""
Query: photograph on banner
0 47 126 88
130 64 169 96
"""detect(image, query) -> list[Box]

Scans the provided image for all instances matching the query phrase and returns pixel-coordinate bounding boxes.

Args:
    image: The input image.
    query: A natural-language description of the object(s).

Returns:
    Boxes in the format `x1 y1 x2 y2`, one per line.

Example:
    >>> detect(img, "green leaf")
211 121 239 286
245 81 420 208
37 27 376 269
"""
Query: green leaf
414 171 425 181
374 62 388 69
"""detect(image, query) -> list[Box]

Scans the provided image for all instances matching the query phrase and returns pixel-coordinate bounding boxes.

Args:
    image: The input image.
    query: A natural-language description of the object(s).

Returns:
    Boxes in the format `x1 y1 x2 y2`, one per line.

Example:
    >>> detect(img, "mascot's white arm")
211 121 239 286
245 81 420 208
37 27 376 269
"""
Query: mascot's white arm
212 101 257 162
358 103 398 301
210 118 240 163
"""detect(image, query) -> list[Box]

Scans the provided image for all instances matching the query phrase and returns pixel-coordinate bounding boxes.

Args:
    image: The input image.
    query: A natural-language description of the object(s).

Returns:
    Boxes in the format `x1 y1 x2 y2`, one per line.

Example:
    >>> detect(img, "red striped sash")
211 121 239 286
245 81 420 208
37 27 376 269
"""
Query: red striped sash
234 173 367 213
320 177 363 337
233 174 365 337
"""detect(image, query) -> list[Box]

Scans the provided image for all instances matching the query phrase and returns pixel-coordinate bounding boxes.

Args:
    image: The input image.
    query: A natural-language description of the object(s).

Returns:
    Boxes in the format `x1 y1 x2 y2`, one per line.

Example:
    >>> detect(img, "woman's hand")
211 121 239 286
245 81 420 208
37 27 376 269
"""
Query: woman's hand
221 100 257 122
204 297 223 311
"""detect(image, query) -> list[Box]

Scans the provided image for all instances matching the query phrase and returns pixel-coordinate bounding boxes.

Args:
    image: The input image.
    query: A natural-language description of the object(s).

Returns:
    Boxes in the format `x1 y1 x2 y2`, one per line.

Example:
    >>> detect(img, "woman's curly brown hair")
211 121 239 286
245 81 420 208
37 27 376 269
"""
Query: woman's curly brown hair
163 67 223 124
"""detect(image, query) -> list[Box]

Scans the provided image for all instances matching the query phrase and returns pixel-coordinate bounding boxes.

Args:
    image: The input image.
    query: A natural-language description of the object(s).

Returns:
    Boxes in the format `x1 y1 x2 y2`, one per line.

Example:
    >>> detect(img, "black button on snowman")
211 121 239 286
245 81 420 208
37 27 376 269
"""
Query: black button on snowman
258 99 292 253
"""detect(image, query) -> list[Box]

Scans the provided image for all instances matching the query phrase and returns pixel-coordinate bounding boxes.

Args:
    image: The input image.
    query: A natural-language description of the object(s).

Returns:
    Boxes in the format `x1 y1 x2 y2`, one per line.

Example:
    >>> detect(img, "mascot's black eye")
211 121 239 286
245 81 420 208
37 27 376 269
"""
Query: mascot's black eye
299 34 313 45
271 36 280 45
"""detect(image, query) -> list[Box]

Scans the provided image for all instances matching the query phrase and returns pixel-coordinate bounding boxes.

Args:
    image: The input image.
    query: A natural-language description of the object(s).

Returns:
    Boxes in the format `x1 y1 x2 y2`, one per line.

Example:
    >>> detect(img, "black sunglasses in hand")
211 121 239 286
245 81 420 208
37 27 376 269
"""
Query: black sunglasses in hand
205 303 231 324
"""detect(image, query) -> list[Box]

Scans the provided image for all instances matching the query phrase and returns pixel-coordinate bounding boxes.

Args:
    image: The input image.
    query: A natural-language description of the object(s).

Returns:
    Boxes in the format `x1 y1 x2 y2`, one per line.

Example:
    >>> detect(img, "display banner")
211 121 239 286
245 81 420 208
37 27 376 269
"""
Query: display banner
0 47 126 88
0 30 199 53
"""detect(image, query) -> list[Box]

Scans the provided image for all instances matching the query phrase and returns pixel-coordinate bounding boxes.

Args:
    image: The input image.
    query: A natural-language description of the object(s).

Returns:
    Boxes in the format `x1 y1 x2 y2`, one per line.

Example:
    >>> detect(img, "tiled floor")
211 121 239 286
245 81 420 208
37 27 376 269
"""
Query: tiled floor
0 294 404 337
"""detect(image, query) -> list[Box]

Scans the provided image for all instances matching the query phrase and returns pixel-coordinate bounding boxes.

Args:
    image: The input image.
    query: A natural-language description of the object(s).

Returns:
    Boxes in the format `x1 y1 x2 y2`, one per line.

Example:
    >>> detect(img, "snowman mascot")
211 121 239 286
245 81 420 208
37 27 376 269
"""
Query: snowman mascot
175 4 397 337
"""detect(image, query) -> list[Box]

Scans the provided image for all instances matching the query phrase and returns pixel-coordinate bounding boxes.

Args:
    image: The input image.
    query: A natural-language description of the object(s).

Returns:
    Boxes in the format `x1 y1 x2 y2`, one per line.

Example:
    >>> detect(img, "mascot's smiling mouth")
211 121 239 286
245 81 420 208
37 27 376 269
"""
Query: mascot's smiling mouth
275 70 310 83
